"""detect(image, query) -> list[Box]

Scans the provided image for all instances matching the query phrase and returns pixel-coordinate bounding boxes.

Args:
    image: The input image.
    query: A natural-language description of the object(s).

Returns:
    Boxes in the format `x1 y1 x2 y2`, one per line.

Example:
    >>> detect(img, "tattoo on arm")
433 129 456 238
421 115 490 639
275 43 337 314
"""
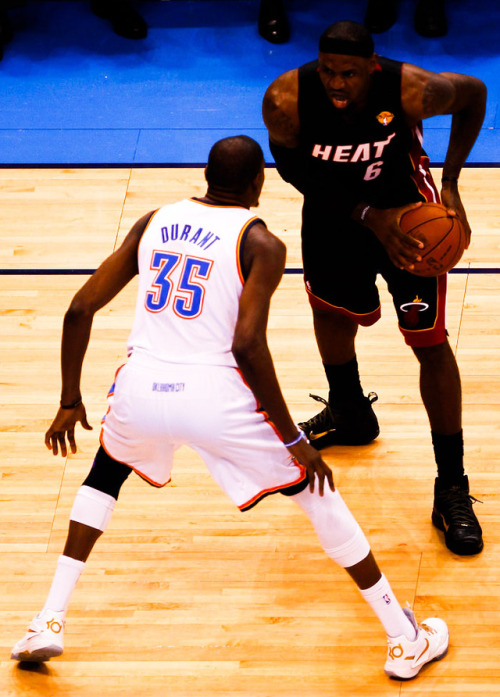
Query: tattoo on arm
422 77 450 117
422 73 480 118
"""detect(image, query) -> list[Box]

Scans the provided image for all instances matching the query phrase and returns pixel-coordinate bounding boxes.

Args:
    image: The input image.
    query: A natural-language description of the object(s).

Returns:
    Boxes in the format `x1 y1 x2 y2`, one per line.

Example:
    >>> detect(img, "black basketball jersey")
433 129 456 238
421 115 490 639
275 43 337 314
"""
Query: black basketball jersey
297 57 427 211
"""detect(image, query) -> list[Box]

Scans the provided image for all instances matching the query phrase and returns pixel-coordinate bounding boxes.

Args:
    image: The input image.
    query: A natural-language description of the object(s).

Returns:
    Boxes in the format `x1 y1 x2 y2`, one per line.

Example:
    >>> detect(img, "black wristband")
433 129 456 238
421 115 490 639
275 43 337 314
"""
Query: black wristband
60 398 82 410
441 176 459 182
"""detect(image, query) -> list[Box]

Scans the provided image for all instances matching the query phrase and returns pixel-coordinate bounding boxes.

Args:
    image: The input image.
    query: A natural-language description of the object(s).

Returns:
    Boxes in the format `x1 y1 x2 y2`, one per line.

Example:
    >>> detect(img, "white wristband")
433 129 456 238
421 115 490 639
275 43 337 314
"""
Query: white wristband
284 430 307 448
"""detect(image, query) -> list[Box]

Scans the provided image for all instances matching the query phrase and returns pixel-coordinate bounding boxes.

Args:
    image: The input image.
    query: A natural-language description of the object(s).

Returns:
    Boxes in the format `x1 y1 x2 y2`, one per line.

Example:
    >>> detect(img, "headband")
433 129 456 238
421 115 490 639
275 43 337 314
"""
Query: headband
318 35 374 57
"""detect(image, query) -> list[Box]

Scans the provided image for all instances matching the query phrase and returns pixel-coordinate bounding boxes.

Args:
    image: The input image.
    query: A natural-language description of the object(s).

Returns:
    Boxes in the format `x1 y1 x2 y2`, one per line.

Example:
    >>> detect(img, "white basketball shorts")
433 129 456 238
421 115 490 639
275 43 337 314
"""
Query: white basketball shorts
100 352 307 510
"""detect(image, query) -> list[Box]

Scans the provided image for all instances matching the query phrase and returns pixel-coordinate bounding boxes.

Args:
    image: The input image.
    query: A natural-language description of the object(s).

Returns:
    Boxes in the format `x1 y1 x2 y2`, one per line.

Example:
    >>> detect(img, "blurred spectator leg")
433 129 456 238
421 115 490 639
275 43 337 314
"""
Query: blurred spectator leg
364 0 398 33
0 3 14 61
90 0 148 39
414 0 447 37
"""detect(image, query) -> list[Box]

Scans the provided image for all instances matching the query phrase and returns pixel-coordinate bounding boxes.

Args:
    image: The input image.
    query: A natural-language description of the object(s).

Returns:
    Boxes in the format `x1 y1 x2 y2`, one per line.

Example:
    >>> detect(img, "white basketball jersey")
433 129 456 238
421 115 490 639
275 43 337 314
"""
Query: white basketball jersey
127 198 261 366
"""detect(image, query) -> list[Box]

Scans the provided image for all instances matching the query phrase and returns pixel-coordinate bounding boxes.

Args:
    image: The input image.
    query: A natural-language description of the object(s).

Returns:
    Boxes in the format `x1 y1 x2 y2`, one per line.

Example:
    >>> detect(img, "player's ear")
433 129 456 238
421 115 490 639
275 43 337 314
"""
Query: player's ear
251 164 265 204
368 53 378 74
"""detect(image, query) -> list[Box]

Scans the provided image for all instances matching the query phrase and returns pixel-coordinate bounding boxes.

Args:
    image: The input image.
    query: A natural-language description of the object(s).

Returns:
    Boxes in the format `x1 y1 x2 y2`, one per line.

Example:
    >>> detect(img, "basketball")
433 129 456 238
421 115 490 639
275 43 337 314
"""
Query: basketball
399 202 466 277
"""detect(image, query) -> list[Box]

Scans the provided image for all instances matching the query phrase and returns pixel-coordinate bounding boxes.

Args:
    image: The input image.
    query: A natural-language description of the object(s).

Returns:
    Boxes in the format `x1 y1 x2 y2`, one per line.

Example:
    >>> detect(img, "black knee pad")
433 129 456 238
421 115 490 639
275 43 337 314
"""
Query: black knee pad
83 445 132 499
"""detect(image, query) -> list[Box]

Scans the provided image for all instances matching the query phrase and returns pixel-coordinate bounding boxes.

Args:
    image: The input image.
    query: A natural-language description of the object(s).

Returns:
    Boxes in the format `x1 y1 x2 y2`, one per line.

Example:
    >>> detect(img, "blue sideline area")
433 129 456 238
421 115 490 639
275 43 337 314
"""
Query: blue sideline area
0 0 498 166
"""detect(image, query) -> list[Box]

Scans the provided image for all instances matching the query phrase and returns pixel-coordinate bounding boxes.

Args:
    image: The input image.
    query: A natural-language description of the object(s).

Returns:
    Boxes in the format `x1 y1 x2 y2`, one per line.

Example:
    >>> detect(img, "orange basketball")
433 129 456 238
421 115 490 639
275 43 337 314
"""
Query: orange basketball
399 202 466 277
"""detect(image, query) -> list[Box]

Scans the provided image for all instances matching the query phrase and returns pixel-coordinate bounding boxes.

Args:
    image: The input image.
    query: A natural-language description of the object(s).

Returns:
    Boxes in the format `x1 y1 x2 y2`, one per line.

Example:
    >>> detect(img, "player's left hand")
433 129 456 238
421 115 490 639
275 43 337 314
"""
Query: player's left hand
44 403 93 457
440 181 472 248
364 202 426 271
287 438 335 495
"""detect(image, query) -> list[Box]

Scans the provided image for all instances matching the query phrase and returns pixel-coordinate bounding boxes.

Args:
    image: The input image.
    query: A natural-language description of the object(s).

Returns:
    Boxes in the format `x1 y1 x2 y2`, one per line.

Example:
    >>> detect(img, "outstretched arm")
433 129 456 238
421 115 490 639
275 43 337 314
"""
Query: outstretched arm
232 223 334 495
45 211 154 456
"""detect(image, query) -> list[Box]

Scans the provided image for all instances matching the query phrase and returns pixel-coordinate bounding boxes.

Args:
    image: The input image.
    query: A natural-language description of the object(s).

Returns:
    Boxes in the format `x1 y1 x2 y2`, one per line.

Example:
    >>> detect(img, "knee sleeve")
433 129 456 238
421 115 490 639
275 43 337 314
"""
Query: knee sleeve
291 486 371 568
83 445 132 499
70 485 116 532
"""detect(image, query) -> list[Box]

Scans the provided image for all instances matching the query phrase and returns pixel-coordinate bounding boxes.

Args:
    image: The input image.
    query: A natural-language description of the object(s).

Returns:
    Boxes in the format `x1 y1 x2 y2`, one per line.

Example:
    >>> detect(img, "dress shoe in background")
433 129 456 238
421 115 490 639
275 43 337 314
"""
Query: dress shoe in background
414 0 448 37
0 9 14 60
258 0 290 44
364 0 398 34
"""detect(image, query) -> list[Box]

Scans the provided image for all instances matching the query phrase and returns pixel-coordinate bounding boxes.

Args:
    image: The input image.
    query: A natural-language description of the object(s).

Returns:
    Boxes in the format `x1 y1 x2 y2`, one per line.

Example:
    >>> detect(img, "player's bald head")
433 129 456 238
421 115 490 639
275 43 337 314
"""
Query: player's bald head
206 136 265 194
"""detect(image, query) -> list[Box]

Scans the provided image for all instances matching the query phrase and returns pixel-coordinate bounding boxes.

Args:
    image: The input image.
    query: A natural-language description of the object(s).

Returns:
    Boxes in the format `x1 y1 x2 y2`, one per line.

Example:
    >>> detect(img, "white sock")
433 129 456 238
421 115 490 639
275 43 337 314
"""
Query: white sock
42 554 86 615
359 574 417 640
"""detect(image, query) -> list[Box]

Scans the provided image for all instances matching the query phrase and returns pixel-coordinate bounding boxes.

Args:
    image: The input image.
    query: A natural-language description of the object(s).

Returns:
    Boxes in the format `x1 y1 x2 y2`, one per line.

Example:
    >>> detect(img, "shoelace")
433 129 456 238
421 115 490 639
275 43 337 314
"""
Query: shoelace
306 391 378 420
438 487 483 527
306 394 334 429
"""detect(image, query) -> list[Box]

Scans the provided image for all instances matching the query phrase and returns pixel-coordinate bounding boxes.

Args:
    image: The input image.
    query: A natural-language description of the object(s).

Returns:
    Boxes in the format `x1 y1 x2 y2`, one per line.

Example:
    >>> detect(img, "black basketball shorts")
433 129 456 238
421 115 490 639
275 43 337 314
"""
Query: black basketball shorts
302 218 447 348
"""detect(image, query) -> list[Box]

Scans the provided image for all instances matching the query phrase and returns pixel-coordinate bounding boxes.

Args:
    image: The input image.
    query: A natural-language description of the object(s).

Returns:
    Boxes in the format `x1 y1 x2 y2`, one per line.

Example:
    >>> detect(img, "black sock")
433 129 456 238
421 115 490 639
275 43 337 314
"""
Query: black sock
432 430 465 487
324 356 364 409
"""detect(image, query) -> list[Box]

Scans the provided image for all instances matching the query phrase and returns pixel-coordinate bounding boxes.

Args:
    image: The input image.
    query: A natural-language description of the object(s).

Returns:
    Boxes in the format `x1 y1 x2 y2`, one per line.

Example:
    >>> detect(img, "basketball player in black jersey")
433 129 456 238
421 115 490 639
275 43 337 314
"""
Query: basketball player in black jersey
262 20 486 556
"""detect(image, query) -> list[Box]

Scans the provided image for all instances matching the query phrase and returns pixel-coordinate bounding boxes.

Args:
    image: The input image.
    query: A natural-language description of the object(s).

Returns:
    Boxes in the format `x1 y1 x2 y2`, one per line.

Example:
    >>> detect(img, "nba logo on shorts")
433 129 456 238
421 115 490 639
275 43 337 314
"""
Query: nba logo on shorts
383 594 391 605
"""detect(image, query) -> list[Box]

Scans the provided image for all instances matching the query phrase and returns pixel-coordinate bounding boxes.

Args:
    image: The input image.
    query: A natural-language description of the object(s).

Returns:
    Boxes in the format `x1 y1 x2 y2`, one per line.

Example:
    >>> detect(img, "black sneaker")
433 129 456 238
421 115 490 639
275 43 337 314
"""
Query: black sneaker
432 476 483 555
298 392 379 450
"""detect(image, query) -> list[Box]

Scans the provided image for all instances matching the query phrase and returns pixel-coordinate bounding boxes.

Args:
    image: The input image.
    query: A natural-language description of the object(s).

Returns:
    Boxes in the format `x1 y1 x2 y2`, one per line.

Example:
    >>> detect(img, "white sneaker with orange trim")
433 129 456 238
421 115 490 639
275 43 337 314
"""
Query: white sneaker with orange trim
11 609 65 662
384 607 449 680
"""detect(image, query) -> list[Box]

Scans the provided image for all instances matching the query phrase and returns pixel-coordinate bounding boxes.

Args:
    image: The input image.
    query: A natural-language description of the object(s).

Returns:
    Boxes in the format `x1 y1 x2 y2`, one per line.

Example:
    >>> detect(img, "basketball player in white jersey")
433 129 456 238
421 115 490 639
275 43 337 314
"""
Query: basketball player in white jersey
12 136 448 679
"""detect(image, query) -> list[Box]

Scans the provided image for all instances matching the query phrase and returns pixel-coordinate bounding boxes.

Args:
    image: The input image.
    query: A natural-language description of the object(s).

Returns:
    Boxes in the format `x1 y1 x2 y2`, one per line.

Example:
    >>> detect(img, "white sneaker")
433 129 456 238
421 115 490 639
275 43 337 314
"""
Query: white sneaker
384 607 448 680
11 609 65 662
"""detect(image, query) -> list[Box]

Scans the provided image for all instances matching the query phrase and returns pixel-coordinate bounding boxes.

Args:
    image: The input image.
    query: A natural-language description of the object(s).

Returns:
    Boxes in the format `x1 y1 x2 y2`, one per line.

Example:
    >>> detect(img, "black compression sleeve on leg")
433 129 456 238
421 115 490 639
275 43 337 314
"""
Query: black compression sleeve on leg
82 445 133 499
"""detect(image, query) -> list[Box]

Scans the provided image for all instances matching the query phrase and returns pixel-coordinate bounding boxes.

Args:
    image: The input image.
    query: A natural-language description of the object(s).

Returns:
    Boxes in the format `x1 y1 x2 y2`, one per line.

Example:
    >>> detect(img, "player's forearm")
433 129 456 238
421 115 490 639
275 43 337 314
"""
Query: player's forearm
441 76 487 178
59 307 94 405
269 140 309 195
232 339 299 444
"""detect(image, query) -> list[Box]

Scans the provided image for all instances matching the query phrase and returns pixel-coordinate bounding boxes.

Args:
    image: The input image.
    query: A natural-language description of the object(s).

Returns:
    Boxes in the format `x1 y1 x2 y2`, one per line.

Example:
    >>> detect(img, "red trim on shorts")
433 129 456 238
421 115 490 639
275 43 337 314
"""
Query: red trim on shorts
99 434 170 488
100 362 170 488
239 471 308 512
235 367 281 438
399 273 447 347
306 285 381 327
234 367 308 511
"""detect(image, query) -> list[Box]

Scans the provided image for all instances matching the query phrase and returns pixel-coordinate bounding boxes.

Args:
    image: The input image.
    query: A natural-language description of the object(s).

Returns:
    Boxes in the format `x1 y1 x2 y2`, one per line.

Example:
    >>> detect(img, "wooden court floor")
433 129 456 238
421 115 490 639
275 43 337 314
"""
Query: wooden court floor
0 167 499 696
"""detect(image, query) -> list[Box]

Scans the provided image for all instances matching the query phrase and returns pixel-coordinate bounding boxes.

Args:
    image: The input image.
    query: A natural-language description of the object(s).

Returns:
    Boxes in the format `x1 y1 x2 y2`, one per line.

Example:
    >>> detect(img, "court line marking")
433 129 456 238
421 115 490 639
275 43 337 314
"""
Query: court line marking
1 268 499 276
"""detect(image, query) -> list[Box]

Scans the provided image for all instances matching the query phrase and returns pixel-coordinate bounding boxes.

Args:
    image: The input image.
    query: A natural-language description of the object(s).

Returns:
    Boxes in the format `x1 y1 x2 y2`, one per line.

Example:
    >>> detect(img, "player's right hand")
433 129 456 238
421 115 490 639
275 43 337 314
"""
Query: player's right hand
287 438 335 495
44 403 93 457
367 202 425 270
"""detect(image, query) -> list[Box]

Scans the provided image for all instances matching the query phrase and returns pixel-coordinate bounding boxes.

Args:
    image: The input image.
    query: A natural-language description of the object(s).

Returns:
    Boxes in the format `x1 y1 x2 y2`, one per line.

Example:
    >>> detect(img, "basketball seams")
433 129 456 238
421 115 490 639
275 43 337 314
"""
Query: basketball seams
403 215 452 236
413 217 454 257
400 202 465 276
